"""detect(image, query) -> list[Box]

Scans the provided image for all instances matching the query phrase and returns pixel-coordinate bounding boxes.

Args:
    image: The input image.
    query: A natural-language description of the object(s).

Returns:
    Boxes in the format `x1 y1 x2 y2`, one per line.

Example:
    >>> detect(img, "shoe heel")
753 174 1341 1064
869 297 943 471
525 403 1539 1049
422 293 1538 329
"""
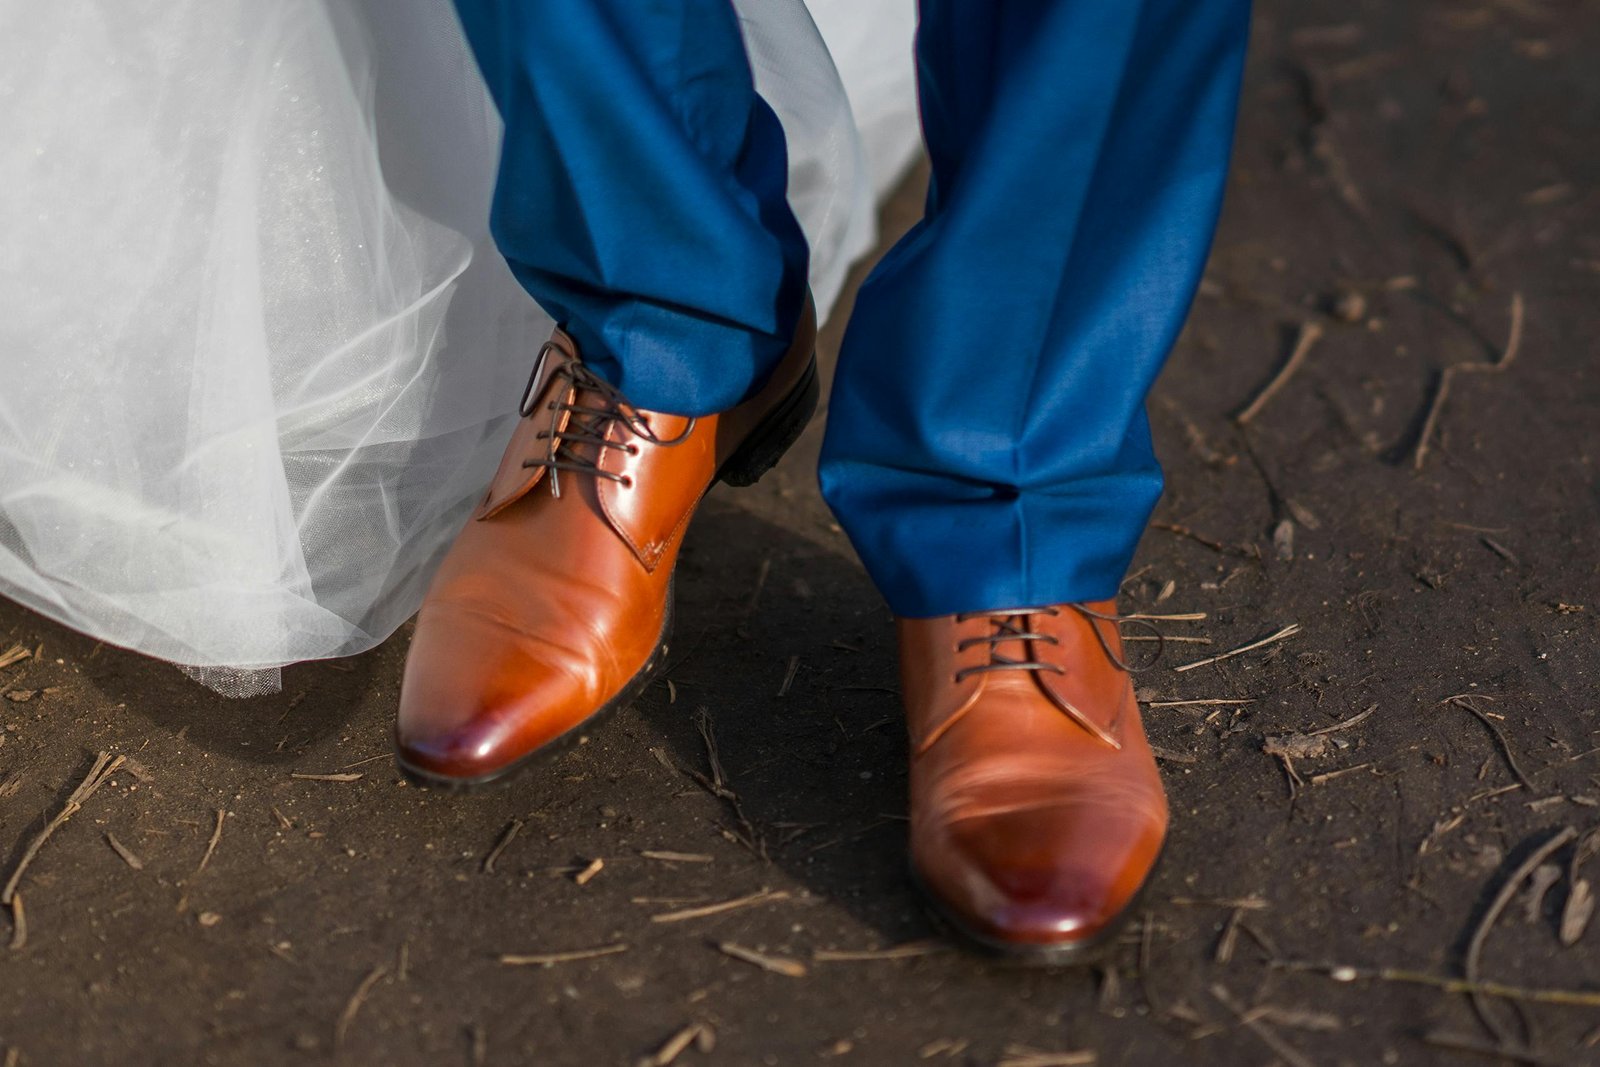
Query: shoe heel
719 355 819 487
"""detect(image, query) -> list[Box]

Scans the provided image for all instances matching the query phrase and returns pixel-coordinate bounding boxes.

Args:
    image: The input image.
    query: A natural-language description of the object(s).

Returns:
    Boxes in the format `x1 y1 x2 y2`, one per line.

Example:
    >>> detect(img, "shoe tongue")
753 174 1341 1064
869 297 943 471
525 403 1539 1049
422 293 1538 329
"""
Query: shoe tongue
987 611 1037 668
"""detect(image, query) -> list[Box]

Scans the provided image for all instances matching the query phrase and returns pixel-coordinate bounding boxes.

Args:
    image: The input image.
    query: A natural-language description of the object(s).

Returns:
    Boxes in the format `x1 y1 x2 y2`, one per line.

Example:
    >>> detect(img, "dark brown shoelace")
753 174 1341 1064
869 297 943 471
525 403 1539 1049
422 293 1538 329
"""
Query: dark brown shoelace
521 356 694 498
953 605 1164 682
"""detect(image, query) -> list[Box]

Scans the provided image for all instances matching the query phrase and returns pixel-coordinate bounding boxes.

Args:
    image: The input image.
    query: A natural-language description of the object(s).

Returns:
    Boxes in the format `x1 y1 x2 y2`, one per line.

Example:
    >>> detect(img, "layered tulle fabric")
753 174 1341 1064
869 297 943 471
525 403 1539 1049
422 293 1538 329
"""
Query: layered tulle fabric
0 0 918 694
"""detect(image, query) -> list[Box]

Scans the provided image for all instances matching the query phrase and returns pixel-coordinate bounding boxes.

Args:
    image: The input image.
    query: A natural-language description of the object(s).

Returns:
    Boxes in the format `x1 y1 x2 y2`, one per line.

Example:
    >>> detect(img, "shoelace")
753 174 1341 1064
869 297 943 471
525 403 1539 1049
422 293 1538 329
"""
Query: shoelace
521 354 695 498
952 604 1165 683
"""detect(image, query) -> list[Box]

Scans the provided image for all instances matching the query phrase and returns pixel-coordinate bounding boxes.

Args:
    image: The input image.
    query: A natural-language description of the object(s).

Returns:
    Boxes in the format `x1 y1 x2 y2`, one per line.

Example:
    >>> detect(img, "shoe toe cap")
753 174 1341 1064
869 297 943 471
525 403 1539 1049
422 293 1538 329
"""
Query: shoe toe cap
395 708 527 783
916 800 1166 949
396 606 598 782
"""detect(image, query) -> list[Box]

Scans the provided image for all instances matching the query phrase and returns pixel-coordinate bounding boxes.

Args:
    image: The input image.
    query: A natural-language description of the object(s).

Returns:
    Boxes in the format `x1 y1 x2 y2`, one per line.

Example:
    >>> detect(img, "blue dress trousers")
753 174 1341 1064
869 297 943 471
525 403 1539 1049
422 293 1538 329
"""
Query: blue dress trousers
448 0 1252 618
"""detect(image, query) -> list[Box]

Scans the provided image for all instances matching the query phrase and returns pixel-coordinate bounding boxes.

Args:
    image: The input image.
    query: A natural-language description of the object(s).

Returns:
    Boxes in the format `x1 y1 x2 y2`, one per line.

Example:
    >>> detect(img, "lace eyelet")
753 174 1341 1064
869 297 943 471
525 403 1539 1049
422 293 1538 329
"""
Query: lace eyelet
626 444 640 456
620 476 634 489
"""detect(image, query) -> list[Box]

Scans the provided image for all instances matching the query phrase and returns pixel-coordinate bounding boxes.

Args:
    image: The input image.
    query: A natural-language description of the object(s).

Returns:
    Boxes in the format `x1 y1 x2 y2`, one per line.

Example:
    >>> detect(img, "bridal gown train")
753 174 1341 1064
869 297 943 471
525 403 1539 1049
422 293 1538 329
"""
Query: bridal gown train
0 0 921 694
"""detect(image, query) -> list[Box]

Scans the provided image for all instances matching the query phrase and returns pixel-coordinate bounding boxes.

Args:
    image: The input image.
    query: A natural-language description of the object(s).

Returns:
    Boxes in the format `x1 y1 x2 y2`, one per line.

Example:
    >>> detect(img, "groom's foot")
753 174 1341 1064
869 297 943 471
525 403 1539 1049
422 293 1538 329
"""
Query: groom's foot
396 306 817 787
898 600 1168 963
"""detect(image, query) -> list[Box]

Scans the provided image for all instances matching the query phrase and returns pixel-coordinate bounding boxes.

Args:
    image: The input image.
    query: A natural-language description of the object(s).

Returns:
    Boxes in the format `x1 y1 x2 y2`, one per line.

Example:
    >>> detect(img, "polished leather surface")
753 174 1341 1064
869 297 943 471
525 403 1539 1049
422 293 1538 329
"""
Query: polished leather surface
397 305 816 781
899 600 1168 950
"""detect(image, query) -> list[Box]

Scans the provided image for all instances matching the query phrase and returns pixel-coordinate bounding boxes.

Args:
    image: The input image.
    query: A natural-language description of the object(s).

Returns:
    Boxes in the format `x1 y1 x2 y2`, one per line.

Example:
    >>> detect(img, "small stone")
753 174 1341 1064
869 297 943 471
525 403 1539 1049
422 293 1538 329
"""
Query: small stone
1273 519 1295 562
198 912 222 927
1331 289 1367 322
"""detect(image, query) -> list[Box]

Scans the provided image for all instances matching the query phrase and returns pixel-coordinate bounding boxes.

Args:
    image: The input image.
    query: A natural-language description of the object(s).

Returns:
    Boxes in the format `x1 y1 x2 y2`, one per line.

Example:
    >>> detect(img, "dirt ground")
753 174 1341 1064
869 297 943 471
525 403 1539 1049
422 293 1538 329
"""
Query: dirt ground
3 3 1600 1065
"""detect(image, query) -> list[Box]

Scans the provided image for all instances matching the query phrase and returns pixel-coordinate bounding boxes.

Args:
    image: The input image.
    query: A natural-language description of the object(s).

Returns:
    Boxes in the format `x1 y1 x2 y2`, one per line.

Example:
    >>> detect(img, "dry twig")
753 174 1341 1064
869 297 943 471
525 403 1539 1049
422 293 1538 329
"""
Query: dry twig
1211 984 1315 1067
1215 908 1243 964
335 965 389 1049
716 942 807 977
640 1023 714 1067
1464 826 1577 1047
997 1047 1096 1067
650 888 789 924
105 833 143 871
1235 321 1325 424
1175 625 1301 673
1264 704 1380 790
1560 831 1599 946
2 751 124 905
195 808 226 875
1150 522 1259 560
1310 762 1373 785
500 944 628 967
812 940 947 962
482 819 523 874
777 655 801 698
1276 957 1600 1008
1422 1031 1578 1067
1145 698 1255 709
1446 695 1535 791
1170 895 1269 910
1412 291 1525 470
7 894 23 951
690 708 763 858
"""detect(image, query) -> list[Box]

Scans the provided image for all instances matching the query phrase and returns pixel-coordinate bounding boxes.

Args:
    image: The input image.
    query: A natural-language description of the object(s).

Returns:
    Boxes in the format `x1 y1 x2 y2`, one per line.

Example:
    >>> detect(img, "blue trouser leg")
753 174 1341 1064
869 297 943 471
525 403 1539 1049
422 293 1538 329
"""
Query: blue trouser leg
817 0 1253 617
452 1 1251 614
449 0 810 416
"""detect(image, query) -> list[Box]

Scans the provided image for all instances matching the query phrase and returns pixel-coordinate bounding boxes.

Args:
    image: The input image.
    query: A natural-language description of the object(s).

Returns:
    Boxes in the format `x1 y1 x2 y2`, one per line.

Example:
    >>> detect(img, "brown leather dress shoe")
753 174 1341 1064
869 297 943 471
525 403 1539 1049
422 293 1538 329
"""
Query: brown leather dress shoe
396 307 817 786
898 600 1167 963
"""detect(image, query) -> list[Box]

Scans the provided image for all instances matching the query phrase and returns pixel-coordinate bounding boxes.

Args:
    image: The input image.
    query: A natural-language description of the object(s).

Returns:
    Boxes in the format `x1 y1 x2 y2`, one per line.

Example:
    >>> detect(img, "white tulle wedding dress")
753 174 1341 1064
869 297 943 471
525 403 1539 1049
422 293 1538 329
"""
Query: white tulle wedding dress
0 1 921 694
